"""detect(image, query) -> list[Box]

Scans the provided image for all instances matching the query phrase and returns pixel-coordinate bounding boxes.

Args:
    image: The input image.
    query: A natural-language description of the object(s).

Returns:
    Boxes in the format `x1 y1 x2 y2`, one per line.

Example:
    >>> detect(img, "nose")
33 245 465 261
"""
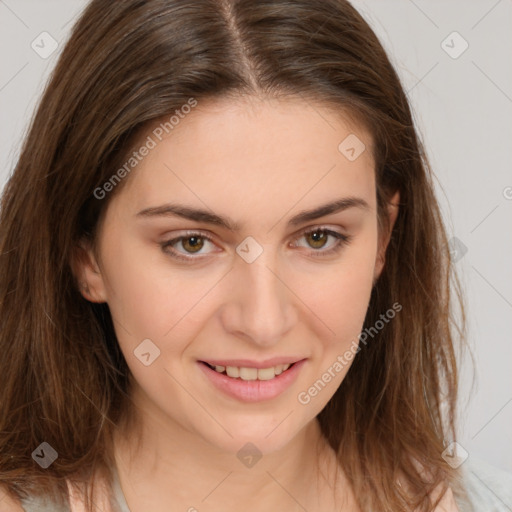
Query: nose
220 248 297 348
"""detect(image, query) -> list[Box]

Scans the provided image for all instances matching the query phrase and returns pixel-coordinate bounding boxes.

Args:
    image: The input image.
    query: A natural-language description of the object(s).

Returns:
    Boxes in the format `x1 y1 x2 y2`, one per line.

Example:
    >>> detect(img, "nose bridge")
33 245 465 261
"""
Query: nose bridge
222 246 295 346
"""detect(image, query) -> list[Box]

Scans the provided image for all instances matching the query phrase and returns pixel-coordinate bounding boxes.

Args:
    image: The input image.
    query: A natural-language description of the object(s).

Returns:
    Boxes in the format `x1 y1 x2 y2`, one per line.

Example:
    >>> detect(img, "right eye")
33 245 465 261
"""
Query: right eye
160 231 219 262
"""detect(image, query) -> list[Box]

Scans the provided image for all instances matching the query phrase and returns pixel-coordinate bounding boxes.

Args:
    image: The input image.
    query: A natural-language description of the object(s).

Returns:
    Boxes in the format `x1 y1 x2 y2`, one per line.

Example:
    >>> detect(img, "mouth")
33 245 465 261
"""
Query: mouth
197 358 306 402
200 361 296 381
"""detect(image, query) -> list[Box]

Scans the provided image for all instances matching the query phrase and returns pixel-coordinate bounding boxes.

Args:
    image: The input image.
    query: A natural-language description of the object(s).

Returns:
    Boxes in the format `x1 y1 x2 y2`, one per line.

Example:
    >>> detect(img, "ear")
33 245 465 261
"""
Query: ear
71 238 108 303
373 190 400 283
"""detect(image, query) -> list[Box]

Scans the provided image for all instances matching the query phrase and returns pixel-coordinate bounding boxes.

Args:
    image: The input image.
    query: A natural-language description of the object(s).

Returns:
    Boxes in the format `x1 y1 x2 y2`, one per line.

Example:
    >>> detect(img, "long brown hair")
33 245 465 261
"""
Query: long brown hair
0 0 470 510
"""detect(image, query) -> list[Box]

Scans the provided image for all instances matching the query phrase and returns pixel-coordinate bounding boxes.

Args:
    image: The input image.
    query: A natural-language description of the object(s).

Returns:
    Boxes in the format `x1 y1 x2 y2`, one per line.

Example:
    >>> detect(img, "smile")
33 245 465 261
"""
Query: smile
203 362 292 381
198 359 306 402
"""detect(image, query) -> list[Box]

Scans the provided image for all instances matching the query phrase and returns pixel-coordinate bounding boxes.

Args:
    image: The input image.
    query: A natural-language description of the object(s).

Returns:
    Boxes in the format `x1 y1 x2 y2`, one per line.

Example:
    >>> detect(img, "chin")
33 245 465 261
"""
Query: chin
193 414 311 457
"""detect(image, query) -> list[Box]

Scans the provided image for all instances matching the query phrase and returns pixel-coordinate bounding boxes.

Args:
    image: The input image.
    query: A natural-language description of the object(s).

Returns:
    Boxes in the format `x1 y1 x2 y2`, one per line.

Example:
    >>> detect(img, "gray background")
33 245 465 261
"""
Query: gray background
1 0 511 472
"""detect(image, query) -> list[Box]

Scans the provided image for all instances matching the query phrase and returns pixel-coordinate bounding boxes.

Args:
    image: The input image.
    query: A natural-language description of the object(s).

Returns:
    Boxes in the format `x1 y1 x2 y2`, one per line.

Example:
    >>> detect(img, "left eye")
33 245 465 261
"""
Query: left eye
292 228 350 253
294 229 346 249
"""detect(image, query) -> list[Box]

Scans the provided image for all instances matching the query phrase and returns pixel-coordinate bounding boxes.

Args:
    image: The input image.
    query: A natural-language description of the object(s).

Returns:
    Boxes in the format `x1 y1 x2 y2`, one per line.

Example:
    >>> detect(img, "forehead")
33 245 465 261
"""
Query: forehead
116 95 376 219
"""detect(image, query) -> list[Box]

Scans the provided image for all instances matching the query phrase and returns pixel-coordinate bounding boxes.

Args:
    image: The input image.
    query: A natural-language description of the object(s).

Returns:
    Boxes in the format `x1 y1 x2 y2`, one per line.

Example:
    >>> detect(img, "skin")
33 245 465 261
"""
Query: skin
73 95 399 511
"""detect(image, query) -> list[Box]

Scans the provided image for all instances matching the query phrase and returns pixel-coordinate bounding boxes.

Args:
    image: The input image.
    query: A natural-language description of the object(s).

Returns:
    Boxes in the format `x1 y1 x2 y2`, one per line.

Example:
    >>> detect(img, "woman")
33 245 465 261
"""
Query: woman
0 0 491 510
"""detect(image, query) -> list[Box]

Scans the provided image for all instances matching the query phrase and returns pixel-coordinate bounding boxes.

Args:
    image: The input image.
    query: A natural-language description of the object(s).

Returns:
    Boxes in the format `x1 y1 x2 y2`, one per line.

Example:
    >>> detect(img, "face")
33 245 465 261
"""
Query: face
77 95 398 455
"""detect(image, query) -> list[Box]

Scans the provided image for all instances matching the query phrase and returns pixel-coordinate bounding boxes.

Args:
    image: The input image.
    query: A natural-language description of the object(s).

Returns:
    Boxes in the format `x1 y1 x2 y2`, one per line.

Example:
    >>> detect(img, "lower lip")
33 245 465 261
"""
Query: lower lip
198 360 306 403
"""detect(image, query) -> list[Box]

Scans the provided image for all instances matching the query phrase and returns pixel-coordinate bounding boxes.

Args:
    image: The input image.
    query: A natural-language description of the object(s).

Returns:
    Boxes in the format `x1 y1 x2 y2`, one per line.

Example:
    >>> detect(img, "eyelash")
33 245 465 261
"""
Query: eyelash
160 227 352 263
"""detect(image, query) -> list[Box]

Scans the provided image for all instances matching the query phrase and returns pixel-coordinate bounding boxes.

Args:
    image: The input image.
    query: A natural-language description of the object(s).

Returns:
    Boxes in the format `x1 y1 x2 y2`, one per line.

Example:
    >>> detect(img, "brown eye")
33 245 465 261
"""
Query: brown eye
181 236 204 253
305 230 328 249
161 231 220 262
291 227 351 257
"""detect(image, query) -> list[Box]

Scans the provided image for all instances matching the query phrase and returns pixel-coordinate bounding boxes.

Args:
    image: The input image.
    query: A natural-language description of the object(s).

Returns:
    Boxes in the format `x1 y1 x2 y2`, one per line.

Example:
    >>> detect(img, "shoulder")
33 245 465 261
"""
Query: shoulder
0 484 70 512
0 485 26 511
430 484 460 512
0 467 118 512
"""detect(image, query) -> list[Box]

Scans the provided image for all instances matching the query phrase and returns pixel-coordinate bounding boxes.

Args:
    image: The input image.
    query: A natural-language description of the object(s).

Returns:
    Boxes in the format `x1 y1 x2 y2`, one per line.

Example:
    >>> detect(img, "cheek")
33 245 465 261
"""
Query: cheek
307 235 377 349
303 269 374 368
99 233 215 343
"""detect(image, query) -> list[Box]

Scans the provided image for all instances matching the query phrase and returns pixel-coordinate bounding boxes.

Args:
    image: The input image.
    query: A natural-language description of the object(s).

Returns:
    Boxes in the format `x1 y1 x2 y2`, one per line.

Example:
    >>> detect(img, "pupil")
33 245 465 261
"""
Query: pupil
309 230 326 248
184 236 203 252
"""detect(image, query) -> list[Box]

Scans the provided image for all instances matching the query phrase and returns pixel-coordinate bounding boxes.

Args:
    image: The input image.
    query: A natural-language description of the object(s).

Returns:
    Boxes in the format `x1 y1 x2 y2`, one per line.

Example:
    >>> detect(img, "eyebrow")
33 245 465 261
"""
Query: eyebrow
135 196 370 231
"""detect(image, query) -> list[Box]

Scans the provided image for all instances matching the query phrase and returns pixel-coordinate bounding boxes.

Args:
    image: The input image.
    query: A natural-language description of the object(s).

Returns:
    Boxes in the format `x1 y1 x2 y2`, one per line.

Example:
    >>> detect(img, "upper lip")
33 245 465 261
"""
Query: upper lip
200 357 306 369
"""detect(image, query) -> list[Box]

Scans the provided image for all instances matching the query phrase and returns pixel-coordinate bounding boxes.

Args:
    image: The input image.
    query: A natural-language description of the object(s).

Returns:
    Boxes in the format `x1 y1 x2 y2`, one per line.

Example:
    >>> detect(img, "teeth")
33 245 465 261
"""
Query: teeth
226 366 239 378
210 363 293 380
239 367 258 381
257 367 275 380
